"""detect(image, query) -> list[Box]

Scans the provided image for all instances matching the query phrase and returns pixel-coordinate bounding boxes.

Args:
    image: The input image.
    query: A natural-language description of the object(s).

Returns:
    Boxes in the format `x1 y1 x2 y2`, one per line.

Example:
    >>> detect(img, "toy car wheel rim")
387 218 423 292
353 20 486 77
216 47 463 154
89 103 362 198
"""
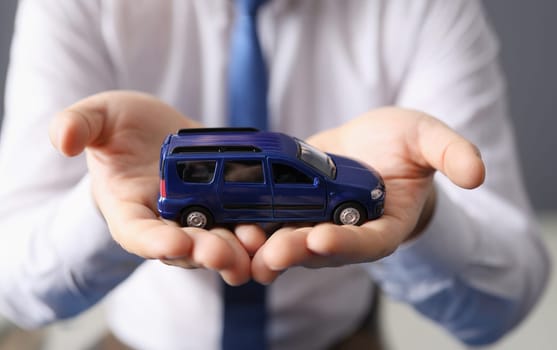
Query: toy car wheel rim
333 202 366 226
339 207 361 225
186 211 207 228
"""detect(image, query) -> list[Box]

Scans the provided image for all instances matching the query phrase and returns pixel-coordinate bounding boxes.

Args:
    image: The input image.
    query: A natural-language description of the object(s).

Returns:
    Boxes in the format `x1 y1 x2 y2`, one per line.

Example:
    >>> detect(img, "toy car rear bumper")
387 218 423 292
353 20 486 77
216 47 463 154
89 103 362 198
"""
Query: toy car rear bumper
158 198 180 221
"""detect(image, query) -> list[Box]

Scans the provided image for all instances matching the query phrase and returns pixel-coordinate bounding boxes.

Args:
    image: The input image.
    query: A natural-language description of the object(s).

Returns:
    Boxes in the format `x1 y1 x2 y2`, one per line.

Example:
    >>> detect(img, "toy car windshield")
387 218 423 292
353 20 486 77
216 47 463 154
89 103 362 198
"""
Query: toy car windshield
295 139 337 179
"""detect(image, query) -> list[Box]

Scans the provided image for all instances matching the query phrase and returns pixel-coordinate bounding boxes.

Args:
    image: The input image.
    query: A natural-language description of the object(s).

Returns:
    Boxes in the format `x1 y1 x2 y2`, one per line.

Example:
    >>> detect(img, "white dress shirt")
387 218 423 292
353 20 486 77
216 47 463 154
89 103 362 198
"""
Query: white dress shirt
0 0 550 349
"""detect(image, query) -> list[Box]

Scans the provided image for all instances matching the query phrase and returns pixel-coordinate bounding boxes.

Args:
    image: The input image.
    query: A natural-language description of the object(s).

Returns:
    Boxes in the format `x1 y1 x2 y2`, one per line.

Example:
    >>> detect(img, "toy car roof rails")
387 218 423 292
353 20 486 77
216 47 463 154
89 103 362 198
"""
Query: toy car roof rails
177 127 260 135
158 128 385 229
171 145 262 154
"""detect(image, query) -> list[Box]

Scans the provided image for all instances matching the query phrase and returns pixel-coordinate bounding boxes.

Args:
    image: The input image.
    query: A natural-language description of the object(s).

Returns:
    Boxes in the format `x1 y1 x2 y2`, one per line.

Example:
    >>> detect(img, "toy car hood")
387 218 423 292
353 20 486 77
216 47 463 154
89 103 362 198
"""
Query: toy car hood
329 154 384 190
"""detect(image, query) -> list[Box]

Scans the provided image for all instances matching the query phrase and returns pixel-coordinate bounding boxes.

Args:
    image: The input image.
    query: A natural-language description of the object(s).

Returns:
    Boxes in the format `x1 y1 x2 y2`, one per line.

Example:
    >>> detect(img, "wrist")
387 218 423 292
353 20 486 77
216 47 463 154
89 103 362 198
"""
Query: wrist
406 185 437 241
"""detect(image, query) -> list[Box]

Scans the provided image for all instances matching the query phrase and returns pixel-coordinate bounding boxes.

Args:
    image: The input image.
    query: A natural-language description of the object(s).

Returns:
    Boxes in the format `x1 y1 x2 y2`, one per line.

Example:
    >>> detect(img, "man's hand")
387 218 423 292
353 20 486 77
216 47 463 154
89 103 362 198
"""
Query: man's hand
251 107 485 284
49 91 263 285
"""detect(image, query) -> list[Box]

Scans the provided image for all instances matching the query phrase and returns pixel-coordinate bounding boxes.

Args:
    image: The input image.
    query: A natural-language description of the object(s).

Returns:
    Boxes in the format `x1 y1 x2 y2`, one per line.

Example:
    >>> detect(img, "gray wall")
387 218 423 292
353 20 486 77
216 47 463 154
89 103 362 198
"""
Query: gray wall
1 1 556 211
0 1 17 128
482 1 557 211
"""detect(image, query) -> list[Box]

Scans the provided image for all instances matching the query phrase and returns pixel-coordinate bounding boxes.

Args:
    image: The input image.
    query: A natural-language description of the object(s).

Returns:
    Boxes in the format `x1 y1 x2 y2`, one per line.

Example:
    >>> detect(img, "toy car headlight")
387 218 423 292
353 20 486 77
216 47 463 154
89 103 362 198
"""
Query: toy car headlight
371 187 384 200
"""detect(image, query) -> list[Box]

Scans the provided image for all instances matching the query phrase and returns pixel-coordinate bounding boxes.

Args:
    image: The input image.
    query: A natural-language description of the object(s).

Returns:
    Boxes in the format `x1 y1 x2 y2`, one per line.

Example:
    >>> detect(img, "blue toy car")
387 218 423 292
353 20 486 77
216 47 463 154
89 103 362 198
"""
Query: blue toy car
158 128 385 229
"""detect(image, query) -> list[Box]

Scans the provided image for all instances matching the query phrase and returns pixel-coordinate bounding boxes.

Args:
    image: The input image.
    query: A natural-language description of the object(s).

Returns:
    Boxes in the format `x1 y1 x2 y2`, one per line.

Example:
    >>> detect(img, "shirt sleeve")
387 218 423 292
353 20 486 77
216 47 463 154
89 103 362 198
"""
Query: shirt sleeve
367 0 551 346
0 0 142 328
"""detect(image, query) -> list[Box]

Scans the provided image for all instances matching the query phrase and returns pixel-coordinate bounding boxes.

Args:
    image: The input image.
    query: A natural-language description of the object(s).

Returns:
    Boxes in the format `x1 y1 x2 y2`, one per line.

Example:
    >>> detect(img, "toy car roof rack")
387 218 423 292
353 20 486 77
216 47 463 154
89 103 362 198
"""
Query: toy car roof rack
177 127 260 135
171 145 262 154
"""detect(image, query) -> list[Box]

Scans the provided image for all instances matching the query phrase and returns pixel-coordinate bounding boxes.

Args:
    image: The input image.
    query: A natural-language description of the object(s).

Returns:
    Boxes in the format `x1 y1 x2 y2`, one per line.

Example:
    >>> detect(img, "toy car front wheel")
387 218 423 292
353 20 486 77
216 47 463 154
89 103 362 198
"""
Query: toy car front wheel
333 202 366 226
180 207 214 229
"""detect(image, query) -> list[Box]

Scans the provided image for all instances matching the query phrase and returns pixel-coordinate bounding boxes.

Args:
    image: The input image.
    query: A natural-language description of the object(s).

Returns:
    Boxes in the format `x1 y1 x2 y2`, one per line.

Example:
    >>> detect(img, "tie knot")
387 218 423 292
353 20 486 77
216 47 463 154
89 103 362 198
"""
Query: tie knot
235 0 268 15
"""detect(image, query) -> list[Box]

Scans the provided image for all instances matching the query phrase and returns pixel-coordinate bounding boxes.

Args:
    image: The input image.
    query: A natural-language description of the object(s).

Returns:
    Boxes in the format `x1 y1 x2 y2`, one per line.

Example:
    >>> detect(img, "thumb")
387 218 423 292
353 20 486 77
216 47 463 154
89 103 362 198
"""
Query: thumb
49 91 200 157
49 100 104 157
417 115 485 189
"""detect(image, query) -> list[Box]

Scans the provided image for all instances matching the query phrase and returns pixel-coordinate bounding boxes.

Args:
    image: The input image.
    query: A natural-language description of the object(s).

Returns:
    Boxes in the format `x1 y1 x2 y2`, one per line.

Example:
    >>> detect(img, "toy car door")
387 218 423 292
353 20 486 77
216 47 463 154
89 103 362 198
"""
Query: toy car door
269 160 327 220
219 159 273 221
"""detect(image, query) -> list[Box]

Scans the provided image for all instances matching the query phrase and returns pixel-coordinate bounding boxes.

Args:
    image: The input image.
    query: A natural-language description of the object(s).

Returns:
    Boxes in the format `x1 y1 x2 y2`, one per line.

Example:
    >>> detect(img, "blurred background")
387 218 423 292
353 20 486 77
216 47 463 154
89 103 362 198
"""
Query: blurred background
1 1 556 349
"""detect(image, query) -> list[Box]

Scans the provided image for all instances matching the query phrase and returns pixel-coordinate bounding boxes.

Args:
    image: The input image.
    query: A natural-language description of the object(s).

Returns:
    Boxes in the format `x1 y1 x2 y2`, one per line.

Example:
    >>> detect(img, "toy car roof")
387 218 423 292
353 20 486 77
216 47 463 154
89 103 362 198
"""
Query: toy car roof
164 128 299 157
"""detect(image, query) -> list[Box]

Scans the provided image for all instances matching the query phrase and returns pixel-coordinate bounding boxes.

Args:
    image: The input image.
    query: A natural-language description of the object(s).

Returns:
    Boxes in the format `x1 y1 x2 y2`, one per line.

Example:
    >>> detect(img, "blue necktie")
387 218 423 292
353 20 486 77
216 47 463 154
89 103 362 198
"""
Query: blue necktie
227 0 269 130
223 0 269 349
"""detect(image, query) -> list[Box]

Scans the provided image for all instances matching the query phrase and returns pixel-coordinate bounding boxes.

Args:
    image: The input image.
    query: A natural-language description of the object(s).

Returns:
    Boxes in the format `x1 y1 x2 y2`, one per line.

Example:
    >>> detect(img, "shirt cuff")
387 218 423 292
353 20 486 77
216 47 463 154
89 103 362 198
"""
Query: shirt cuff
36 175 143 321
368 183 478 302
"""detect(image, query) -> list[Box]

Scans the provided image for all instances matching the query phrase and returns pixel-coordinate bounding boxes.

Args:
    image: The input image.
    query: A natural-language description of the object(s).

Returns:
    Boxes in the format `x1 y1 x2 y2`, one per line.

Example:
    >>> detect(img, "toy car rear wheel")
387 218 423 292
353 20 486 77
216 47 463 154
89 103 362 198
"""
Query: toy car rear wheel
333 202 366 226
180 206 214 229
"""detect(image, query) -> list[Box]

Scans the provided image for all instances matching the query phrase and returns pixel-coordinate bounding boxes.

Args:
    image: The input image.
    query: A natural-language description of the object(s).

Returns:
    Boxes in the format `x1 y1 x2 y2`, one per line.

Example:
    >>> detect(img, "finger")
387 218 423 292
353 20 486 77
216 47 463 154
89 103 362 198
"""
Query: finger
109 203 251 285
305 220 405 261
106 201 228 265
158 229 252 285
204 227 252 285
251 217 408 284
417 116 485 189
252 226 310 284
261 226 313 270
106 201 194 259
160 258 201 269
251 262 281 285
234 224 267 257
252 225 345 284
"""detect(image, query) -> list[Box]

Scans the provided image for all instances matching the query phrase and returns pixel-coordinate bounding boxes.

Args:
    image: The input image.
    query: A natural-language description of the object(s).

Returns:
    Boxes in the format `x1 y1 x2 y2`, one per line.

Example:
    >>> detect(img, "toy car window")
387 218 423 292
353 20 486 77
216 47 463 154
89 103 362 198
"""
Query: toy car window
224 160 264 183
177 161 216 183
272 163 313 185
296 139 336 179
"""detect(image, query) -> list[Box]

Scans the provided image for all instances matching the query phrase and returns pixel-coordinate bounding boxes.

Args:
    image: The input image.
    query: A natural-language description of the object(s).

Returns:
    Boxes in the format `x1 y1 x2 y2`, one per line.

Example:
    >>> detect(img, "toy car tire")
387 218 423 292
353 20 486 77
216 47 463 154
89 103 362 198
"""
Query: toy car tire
180 206 214 229
333 202 366 226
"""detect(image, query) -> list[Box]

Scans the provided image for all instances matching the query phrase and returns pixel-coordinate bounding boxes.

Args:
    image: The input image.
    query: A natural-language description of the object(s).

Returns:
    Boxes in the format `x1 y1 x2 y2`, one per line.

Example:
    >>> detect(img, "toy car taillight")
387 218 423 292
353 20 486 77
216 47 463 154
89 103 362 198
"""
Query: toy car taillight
160 179 167 198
